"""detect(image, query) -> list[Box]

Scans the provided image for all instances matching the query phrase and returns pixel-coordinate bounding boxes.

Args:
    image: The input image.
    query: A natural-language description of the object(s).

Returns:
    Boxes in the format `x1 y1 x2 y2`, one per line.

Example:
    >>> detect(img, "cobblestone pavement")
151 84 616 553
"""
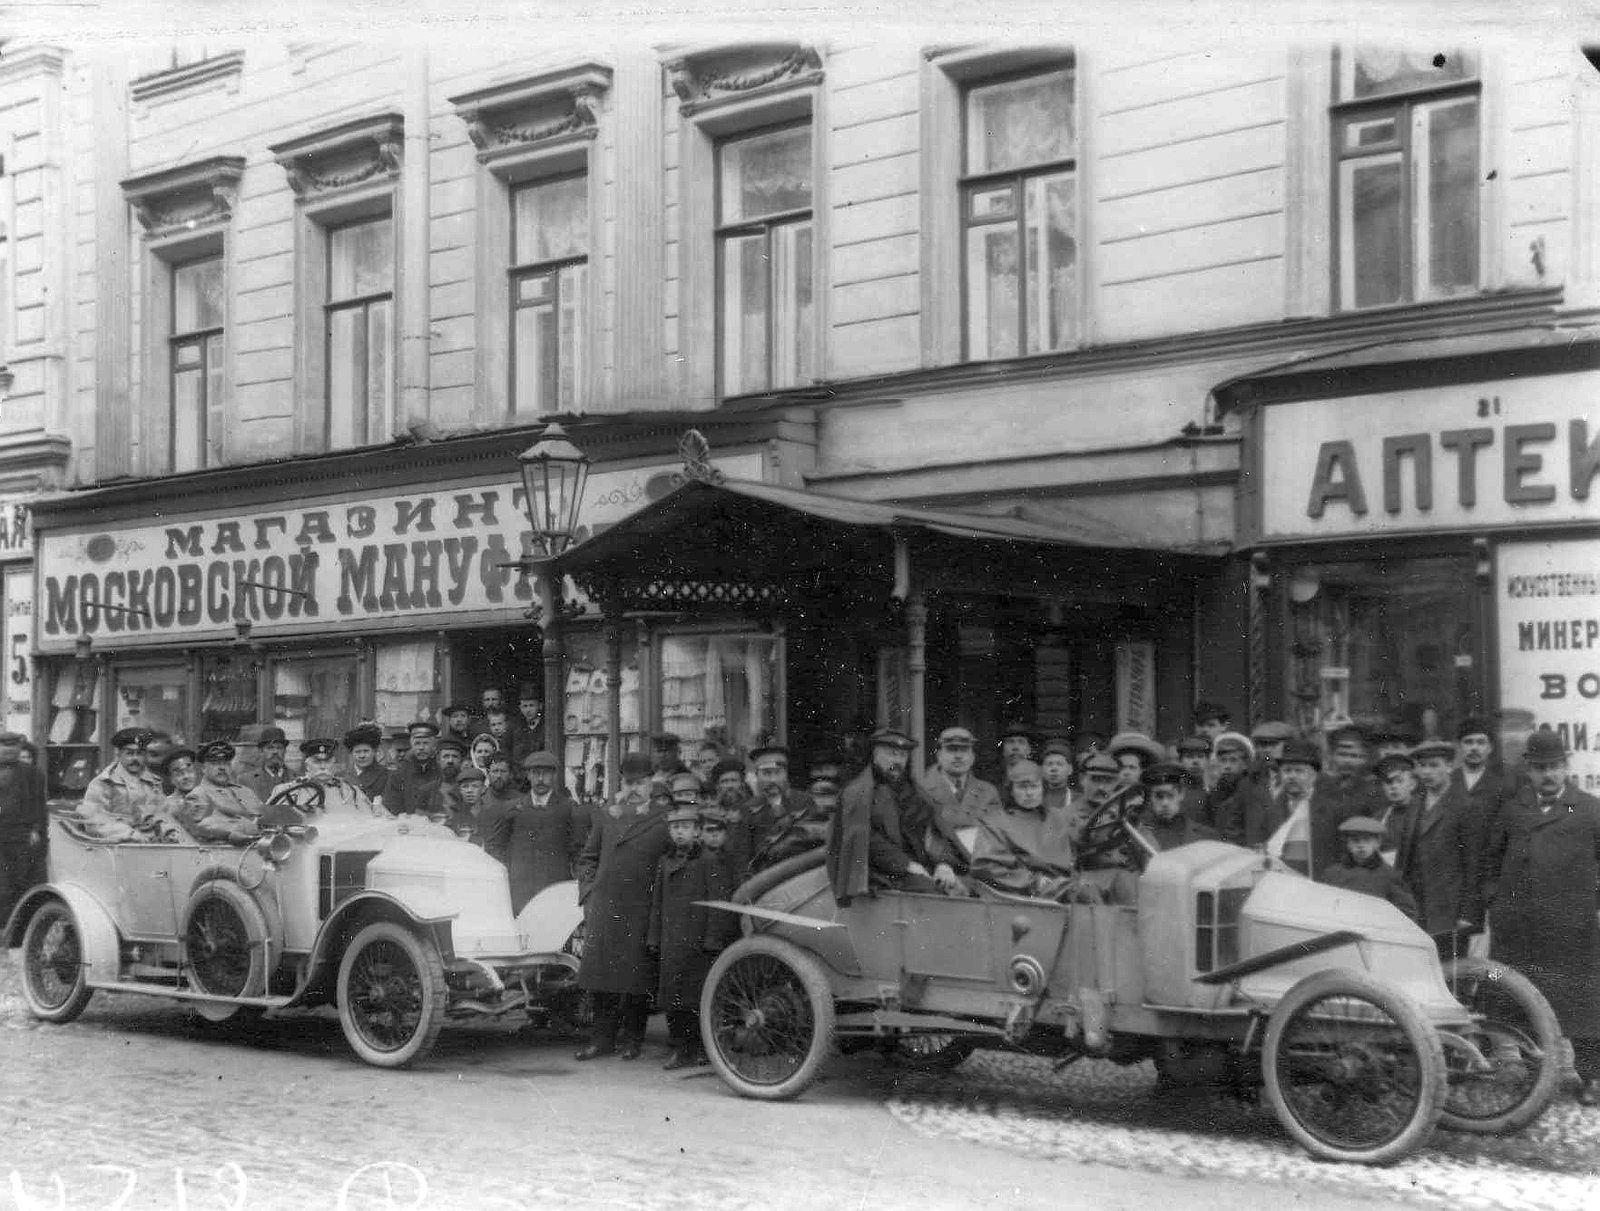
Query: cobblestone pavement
3 952 1595 1211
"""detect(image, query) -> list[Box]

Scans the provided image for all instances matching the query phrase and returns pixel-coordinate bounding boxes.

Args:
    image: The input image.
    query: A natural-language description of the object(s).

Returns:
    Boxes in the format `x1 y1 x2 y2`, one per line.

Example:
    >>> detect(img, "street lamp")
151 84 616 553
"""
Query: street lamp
515 422 591 773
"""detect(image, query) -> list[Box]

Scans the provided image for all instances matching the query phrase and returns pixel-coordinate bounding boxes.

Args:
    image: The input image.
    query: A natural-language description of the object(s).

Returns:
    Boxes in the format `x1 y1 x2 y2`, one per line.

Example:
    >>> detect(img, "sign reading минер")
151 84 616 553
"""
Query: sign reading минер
34 454 762 652
1259 371 1600 540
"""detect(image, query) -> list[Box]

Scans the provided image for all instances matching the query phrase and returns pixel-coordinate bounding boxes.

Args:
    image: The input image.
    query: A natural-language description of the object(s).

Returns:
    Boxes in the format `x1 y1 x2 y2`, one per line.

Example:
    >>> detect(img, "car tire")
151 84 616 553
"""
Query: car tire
1262 969 1445 1165
336 921 447 1069
19 899 95 1024
1438 955 1562 1135
700 934 834 1101
183 880 271 998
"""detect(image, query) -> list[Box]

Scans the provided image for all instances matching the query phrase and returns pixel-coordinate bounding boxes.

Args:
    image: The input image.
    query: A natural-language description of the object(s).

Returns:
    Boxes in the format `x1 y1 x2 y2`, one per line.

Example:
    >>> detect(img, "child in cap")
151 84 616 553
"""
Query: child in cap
449 765 487 843
647 804 719 1070
1319 816 1418 921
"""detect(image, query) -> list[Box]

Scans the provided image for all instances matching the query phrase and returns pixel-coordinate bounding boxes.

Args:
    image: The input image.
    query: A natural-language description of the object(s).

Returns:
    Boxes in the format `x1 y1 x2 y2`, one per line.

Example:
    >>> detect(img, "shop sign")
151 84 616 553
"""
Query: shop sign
1259 372 1600 540
4 564 31 737
0 496 33 560
1496 537 1600 791
35 453 762 652
1114 640 1156 737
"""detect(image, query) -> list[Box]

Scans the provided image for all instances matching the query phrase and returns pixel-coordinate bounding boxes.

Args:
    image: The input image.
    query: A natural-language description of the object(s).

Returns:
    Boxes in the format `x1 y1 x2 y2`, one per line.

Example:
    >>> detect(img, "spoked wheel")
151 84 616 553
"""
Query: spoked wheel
184 882 269 998
336 922 447 1069
19 900 94 1023
1439 956 1561 1134
886 1033 980 1072
1263 970 1445 1165
701 935 834 1100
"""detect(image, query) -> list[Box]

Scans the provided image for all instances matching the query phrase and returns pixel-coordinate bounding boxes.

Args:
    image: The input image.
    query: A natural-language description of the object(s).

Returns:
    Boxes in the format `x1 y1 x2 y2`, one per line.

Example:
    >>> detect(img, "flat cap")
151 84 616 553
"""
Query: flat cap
870 728 917 752
456 765 487 783
1409 739 1457 763
1041 739 1075 761
749 743 790 764
1249 720 1295 743
521 750 560 771
437 738 467 756
1174 735 1212 756
1338 816 1387 837
1373 753 1416 779
666 804 701 824
198 739 236 763
937 726 977 747
669 771 704 795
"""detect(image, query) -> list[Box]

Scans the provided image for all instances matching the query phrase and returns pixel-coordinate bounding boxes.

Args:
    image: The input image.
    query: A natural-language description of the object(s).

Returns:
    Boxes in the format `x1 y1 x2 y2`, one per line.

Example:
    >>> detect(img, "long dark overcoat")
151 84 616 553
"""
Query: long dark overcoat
647 847 739 1010
483 789 588 914
1486 782 1600 1038
575 802 672 996
1395 783 1482 935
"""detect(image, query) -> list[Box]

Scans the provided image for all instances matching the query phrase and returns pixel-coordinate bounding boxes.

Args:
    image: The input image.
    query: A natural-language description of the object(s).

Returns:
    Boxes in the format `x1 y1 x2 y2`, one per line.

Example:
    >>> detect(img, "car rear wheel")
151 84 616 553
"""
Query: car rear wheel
184 881 270 998
336 922 447 1069
1439 956 1561 1134
1263 969 1445 1165
701 935 834 1100
20 900 94 1023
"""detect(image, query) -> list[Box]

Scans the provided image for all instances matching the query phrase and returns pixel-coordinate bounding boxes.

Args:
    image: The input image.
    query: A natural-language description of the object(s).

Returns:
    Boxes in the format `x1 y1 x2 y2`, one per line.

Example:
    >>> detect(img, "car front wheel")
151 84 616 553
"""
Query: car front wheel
700 935 834 1101
20 900 94 1024
336 921 447 1069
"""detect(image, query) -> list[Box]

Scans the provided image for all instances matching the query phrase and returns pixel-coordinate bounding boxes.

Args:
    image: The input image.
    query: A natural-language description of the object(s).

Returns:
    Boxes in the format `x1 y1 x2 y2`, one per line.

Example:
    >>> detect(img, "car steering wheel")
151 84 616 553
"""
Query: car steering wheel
1076 789 1147 869
263 781 325 827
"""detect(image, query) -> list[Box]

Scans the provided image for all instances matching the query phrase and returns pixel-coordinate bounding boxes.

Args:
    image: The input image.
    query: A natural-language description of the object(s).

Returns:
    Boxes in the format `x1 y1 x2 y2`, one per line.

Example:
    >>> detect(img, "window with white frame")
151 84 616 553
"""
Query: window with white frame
716 122 813 396
510 173 587 416
325 215 392 448
962 66 1078 360
170 255 224 470
1333 47 1479 310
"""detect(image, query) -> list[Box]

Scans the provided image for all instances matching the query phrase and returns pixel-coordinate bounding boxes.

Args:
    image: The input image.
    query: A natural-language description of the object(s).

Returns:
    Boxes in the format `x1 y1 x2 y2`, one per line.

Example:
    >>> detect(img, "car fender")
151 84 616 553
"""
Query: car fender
5 883 121 984
514 880 585 954
280 891 454 1009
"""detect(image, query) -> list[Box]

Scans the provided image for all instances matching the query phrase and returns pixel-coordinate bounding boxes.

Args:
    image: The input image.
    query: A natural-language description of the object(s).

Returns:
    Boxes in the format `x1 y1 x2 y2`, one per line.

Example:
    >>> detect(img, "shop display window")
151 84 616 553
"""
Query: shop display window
113 663 190 748
200 651 260 745
375 640 436 731
563 627 640 800
1282 555 1477 742
44 658 101 799
272 654 358 747
657 630 777 758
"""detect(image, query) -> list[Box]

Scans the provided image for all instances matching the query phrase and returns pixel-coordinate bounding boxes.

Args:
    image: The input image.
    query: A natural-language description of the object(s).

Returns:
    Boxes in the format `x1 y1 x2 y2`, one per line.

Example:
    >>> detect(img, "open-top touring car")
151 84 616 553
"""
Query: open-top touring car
698 797 1560 1165
6 804 585 1068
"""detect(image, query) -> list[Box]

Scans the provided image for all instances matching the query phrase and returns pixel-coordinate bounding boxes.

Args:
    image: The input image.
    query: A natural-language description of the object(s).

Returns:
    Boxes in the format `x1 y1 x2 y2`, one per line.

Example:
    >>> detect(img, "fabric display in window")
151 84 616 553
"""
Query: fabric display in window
48 708 83 745
703 639 727 731
619 664 640 732
564 735 586 775
743 641 765 746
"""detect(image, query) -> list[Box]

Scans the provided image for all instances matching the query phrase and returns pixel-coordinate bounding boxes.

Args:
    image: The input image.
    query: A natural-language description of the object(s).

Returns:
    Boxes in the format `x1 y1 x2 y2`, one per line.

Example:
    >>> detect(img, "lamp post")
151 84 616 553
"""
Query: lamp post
516 422 591 776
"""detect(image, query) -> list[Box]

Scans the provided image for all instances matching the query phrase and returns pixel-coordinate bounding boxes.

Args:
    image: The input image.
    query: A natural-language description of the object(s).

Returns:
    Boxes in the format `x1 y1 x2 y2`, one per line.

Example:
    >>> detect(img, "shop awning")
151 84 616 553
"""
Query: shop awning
557 477 1218 614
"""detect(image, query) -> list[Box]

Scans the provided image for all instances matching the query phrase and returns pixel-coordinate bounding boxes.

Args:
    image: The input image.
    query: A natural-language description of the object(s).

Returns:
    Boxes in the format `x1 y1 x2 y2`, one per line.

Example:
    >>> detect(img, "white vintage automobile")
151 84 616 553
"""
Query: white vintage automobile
4 808 585 1068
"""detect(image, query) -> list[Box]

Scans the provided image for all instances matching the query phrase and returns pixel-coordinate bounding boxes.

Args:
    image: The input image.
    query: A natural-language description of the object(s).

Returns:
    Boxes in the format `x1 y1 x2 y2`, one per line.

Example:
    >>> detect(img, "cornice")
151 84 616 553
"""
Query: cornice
0 43 66 81
0 428 73 494
120 156 246 235
663 42 823 116
448 64 612 166
269 112 404 199
130 51 244 104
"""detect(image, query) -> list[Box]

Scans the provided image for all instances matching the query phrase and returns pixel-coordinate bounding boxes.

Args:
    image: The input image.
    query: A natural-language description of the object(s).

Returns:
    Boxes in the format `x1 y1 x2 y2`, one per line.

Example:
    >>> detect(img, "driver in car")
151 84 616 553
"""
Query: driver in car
969 760 1077 899
827 728 965 903
270 739 391 820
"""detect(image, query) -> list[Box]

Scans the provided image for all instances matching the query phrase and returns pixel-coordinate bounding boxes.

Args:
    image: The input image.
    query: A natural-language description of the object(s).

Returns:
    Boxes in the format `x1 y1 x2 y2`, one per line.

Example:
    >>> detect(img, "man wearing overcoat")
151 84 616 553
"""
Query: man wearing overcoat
574 758 674 1061
1395 738 1481 963
1483 729 1600 1106
0 731 49 922
76 728 183 842
483 751 587 914
827 728 963 901
384 721 446 818
919 725 1002 846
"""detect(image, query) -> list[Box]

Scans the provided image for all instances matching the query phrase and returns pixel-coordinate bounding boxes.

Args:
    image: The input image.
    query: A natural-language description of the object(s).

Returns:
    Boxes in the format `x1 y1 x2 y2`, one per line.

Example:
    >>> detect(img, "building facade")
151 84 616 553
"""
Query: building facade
6 32 1597 798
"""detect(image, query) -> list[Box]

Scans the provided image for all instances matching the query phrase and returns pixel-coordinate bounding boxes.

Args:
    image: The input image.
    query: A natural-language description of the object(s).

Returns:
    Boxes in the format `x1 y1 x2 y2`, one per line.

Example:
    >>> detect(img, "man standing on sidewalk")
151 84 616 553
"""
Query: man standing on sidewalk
0 731 48 923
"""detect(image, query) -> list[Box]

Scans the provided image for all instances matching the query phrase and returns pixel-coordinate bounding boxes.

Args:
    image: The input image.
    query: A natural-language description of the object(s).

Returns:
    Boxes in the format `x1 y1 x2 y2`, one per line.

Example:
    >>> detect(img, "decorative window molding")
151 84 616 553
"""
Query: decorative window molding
269 113 404 200
664 42 823 117
130 51 243 104
449 64 612 169
121 156 245 238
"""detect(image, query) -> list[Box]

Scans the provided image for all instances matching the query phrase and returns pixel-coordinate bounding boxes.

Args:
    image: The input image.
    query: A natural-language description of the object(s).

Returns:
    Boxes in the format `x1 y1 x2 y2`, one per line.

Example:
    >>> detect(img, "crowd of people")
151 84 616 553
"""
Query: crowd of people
1 689 1595 1105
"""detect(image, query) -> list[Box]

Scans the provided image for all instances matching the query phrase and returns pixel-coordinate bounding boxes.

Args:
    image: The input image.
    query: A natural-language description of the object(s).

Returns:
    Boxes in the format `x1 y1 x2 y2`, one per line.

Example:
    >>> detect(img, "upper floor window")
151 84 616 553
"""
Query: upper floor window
962 67 1078 360
325 216 392 448
171 256 224 470
716 123 813 396
1333 47 1479 310
511 173 588 416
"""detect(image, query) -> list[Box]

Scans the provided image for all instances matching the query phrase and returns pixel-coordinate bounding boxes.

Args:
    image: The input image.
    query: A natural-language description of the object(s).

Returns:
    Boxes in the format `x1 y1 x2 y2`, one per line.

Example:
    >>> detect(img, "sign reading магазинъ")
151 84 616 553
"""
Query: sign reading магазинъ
1259 371 1600 540
1497 537 1600 792
35 454 763 654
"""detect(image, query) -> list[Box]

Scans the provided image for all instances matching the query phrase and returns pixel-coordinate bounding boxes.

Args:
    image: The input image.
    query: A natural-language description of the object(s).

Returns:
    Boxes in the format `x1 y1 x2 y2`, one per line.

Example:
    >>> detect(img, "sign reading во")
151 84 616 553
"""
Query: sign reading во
1259 371 1600 539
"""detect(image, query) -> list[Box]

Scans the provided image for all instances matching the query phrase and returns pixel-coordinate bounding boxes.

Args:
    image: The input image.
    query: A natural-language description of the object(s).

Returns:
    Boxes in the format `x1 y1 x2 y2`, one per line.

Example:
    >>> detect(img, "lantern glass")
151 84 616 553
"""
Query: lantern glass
517 424 591 558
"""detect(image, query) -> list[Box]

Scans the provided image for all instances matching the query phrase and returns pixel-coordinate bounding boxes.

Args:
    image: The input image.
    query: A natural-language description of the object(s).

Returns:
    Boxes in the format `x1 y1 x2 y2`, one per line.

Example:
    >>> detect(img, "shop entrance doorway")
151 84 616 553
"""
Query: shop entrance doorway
450 628 543 721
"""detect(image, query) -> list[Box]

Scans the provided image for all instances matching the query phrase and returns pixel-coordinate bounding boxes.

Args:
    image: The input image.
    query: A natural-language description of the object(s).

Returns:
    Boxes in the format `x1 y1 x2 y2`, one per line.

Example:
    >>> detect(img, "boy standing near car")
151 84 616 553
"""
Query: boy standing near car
648 802 723 1070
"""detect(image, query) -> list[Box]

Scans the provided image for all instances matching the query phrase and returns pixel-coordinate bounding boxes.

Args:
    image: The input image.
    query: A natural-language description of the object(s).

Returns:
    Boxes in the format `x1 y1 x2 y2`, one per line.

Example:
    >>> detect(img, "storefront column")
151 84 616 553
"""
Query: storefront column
906 590 928 752
604 609 624 794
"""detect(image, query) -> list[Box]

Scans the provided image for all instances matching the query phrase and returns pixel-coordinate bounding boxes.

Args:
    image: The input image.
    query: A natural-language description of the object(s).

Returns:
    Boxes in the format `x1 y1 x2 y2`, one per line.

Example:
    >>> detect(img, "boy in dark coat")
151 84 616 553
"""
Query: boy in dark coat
1320 816 1419 921
648 802 737 1070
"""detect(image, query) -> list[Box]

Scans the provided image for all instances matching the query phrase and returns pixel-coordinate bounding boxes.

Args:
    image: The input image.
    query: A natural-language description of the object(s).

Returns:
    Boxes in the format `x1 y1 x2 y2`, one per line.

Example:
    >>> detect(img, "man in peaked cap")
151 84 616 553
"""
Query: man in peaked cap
440 702 476 750
377 720 444 819
920 725 1002 848
1039 738 1075 812
1138 761 1219 853
269 738 385 821
344 723 390 808
1399 737 1482 964
828 728 964 901
1483 729 1600 1105
76 728 182 843
1370 750 1419 865
171 740 263 843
